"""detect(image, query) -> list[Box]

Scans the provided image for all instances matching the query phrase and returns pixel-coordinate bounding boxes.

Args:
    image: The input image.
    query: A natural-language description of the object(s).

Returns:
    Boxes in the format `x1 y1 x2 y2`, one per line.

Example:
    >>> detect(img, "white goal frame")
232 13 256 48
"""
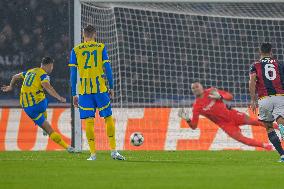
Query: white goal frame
73 0 284 152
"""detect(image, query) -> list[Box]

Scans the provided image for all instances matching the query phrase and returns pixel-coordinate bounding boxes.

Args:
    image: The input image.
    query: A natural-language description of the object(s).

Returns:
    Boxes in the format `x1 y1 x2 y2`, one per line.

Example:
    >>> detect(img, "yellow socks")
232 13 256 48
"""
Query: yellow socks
85 118 96 155
105 116 116 150
50 132 68 149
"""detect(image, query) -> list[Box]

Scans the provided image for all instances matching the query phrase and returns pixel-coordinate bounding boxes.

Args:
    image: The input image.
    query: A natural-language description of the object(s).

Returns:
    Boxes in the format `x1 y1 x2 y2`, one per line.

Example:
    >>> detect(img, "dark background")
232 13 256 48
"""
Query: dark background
0 0 72 106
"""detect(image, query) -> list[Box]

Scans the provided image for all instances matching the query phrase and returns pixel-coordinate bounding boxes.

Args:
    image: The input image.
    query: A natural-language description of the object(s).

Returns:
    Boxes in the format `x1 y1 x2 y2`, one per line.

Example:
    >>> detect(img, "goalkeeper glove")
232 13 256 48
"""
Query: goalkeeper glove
178 108 191 121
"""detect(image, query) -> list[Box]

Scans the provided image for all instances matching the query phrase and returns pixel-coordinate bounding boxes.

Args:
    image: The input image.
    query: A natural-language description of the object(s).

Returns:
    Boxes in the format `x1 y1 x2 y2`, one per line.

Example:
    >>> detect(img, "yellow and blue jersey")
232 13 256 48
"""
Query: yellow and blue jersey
69 41 113 95
20 68 50 108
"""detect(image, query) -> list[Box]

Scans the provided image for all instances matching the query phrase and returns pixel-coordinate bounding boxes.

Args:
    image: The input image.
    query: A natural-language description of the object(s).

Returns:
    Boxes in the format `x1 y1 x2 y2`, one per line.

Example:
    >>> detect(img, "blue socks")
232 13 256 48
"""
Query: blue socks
268 131 284 156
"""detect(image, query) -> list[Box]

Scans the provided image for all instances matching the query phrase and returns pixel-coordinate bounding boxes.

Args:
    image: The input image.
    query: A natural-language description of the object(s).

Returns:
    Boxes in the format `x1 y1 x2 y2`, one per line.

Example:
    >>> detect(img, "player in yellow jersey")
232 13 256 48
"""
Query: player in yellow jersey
1 57 75 153
69 25 125 160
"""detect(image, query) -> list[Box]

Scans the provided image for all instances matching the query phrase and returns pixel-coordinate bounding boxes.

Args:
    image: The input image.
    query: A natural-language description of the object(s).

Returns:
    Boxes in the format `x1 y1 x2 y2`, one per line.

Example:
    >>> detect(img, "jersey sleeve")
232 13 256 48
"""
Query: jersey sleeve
102 46 110 64
40 74 50 83
217 89 233 101
69 48 77 67
249 64 257 75
20 71 27 79
190 104 200 127
103 62 114 89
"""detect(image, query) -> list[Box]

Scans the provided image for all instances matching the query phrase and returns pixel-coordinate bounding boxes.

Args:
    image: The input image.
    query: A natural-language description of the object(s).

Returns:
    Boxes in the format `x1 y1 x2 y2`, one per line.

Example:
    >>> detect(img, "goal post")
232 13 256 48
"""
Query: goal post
72 0 82 152
73 0 284 151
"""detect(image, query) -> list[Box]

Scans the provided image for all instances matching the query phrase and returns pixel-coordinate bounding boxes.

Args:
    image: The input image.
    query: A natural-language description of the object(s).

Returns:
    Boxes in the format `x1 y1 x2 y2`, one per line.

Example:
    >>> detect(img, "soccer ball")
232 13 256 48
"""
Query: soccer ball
130 132 144 146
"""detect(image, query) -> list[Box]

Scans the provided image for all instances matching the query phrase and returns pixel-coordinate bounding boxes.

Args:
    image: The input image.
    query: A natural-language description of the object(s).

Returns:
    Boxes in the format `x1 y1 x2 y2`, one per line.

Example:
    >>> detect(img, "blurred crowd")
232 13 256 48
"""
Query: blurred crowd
0 0 70 104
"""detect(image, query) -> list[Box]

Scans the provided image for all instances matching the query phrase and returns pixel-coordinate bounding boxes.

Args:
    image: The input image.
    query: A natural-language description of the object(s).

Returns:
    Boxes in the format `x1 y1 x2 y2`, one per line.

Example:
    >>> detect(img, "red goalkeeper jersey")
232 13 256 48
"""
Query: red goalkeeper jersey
191 88 235 126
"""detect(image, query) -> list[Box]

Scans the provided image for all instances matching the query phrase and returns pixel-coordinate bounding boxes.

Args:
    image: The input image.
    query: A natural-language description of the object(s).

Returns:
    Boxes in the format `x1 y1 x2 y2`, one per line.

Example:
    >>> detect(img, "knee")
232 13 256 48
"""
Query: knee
276 116 284 125
262 121 274 132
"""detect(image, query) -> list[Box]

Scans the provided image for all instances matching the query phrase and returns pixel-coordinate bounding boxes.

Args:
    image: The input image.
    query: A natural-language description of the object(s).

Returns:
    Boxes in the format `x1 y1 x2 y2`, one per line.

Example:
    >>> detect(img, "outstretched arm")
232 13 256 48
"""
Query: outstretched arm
41 82 66 103
217 89 233 101
189 107 200 129
208 88 233 101
1 72 25 92
178 106 200 130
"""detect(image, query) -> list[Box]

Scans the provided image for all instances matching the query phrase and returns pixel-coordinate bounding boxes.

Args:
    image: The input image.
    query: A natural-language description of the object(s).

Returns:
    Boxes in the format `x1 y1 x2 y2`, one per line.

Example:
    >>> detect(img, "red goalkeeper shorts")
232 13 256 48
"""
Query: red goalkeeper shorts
218 110 247 134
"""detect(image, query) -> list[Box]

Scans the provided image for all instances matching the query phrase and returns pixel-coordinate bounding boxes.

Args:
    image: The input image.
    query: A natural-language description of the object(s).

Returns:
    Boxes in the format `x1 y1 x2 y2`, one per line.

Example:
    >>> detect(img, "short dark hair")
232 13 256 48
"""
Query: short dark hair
260 43 272 54
83 25 96 38
41 57 54 65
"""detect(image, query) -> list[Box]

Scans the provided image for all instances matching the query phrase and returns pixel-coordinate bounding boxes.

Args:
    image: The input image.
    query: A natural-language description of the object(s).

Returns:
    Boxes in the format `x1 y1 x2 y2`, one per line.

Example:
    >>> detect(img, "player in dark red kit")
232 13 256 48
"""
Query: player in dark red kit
178 82 273 150
249 42 284 162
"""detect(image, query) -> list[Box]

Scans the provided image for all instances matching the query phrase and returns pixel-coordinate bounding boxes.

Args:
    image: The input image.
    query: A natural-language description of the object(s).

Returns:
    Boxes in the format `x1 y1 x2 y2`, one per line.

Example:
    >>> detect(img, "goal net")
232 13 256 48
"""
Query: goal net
74 0 284 151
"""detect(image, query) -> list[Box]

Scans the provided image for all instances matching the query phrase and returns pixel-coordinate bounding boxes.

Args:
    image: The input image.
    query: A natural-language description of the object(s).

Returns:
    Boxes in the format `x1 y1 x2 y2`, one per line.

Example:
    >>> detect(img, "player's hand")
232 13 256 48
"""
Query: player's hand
209 88 221 100
73 96 79 108
58 96 66 103
178 108 191 121
1 85 13 92
109 89 114 99
250 100 258 115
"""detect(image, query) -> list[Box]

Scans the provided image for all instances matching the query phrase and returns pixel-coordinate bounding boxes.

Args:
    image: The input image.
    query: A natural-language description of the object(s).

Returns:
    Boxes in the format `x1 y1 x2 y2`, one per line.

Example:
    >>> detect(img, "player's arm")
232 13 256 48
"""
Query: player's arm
41 75 66 103
249 74 257 102
249 73 257 114
178 105 200 130
69 48 79 107
217 89 233 101
1 72 25 92
249 64 257 114
102 46 114 98
209 88 233 101
188 106 200 129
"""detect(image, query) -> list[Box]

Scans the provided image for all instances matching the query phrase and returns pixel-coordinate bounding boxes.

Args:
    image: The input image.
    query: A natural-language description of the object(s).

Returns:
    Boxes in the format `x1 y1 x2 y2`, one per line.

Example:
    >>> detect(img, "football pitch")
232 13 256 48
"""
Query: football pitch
0 151 283 189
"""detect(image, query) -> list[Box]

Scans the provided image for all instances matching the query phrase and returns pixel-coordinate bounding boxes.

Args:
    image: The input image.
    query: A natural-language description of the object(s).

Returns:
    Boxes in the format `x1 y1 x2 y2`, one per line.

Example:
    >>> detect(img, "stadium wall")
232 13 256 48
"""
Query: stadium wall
0 108 273 151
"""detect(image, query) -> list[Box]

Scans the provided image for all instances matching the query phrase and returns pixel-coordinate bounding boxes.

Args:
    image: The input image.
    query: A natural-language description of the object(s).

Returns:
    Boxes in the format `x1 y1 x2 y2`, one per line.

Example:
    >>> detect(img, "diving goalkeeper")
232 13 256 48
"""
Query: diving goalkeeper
178 82 276 150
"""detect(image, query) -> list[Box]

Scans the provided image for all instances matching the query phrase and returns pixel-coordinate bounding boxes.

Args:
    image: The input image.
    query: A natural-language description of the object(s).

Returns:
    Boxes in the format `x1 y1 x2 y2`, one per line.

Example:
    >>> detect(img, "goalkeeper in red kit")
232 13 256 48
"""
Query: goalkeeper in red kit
178 82 274 150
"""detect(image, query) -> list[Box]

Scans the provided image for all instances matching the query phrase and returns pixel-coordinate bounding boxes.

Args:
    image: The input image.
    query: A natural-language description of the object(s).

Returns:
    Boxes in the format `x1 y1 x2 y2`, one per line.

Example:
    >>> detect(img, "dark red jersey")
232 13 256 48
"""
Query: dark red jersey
250 57 284 98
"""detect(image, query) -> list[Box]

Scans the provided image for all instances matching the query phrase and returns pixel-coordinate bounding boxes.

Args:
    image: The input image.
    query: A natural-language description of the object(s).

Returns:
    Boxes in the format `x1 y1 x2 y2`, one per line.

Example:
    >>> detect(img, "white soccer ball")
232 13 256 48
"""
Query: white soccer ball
130 132 144 146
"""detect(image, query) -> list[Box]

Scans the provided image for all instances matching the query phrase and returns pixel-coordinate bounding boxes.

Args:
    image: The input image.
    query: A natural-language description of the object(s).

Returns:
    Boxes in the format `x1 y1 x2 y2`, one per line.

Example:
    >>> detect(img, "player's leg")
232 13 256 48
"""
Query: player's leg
41 120 74 152
263 121 284 158
276 116 284 140
259 97 284 161
42 111 48 136
222 124 270 149
23 102 74 152
96 92 125 160
243 114 278 130
272 96 284 140
105 116 116 150
78 94 96 160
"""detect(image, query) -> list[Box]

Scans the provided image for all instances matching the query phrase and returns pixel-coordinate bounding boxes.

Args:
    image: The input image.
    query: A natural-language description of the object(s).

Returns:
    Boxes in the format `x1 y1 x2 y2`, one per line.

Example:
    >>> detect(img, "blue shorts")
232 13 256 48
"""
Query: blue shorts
23 99 48 126
79 93 112 119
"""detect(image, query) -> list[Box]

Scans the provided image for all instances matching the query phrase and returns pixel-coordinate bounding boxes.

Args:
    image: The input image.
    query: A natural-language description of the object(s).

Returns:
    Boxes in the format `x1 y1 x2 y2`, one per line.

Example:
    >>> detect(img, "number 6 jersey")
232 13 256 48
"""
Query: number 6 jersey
250 57 284 98
20 68 50 107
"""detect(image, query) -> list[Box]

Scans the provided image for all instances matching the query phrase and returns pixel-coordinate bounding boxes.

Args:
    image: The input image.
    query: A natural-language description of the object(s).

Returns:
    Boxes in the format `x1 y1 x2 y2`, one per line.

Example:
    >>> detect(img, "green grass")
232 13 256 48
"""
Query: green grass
0 151 283 189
